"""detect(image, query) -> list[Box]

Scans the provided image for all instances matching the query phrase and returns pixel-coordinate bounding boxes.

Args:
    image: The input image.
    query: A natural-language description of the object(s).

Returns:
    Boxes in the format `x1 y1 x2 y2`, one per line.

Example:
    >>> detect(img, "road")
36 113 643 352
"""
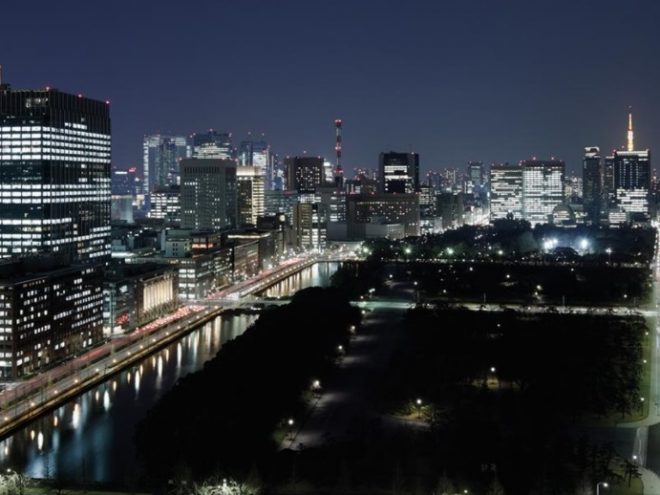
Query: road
0 253 336 439
283 305 408 450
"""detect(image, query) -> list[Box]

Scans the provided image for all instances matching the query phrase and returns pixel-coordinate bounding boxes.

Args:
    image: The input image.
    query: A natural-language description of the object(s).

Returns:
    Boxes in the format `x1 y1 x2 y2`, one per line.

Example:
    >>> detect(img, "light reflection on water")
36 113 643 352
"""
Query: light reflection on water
0 262 338 485
262 262 339 298
0 314 257 483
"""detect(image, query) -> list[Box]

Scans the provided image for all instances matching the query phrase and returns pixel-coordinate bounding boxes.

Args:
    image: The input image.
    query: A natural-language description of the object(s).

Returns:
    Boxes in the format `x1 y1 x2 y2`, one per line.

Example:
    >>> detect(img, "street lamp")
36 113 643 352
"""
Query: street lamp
414 398 423 418
596 481 608 495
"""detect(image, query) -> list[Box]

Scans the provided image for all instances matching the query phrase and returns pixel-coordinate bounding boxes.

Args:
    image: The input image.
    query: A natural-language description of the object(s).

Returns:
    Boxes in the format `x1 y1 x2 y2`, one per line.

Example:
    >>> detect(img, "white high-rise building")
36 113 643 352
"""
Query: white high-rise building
237 166 265 226
489 164 523 221
521 160 565 225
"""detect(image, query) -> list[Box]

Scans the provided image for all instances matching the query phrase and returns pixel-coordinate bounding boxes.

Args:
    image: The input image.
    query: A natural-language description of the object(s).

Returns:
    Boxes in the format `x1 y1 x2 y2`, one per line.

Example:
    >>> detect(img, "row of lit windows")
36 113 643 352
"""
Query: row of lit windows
0 126 110 141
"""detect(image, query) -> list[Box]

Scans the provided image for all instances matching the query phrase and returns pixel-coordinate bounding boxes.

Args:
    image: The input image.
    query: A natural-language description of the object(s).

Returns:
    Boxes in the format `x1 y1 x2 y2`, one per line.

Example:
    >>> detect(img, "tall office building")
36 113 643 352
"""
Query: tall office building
614 150 650 215
0 83 110 378
379 151 419 194
285 156 326 194
489 164 523 221
0 86 111 262
143 135 190 193
583 147 602 224
603 155 615 206
149 185 181 225
238 138 269 169
181 158 237 231
112 167 138 196
613 112 651 216
467 161 484 188
293 202 327 250
192 130 233 160
237 166 265 226
346 193 420 238
521 160 565 225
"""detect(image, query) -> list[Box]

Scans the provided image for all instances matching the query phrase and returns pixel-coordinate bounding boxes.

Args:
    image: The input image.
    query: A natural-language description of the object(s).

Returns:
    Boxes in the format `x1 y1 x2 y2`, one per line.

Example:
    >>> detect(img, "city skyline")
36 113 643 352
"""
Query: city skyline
2 0 660 174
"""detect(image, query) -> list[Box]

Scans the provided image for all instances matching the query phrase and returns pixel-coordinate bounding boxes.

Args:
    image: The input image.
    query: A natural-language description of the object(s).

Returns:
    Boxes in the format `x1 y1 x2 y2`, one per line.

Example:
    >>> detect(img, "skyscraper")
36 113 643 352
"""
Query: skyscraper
613 111 651 217
0 87 111 262
379 151 420 194
150 185 181 225
191 130 233 160
181 158 237 231
0 82 110 377
467 161 484 188
521 159 565 224
489 164 523 221
238 138 269 169
143 134 190 193
285 156 326 194
237 166 266 226
582 147 602 224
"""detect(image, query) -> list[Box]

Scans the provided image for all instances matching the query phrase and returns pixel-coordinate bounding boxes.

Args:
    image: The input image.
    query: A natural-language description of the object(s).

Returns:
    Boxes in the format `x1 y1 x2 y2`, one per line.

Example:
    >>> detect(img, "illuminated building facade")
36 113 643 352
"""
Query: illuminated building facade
143 134 190 193
0 259 103 379
191 130 233 160
318 186 347 223
294 202 327 250
104 262 178 335
237 166 265 226
0 88 111 262
613 150 650 216
379 151 419 194
489 164 523 220
521 160 565 225
181 158 237 231
149 185 181 225
467 161 484 188
285 156 325 194
112 167 138 196
346 193 419 239
0 84 110 378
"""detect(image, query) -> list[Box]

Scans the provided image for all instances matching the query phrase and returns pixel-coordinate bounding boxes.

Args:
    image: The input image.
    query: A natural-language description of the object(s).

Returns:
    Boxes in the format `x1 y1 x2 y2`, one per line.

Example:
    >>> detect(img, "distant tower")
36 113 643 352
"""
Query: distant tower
627 107 635 152
334 119 343 188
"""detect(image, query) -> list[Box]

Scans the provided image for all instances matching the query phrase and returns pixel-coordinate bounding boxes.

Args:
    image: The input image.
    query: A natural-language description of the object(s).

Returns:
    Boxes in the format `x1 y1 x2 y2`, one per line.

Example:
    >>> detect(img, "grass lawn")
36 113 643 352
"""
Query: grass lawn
609 471 644 495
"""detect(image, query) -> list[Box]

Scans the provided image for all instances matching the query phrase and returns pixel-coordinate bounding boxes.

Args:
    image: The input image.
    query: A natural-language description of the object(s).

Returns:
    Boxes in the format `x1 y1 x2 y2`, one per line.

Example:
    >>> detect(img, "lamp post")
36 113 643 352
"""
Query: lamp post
596 481 608 495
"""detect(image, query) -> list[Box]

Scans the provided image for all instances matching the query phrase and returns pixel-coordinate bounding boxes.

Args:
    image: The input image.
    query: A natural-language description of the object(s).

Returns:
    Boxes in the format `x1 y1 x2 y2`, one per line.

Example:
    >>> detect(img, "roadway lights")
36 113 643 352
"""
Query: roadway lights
404 247 412 255
446 247 454 256
415 398 422 406
287 418 294 427
490 367 496 373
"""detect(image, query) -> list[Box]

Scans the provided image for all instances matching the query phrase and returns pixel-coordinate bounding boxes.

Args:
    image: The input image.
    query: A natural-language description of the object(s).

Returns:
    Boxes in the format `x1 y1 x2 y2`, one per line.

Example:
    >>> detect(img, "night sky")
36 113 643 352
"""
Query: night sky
2 0 660 174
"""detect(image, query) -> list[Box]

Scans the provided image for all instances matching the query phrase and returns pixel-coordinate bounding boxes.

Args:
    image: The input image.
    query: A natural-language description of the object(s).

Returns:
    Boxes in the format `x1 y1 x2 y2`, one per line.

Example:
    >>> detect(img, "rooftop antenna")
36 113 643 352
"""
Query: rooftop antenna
627 106 635 152
0 65 3 86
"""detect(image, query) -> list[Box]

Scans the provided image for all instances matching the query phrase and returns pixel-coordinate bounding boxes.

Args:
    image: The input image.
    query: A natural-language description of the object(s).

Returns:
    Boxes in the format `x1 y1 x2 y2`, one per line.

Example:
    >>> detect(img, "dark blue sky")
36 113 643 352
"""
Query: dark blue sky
2 0 659 174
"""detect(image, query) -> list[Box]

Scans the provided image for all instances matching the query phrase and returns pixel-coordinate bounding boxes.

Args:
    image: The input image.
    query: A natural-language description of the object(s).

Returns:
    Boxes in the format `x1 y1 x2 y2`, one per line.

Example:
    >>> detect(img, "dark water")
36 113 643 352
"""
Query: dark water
0 262 339 484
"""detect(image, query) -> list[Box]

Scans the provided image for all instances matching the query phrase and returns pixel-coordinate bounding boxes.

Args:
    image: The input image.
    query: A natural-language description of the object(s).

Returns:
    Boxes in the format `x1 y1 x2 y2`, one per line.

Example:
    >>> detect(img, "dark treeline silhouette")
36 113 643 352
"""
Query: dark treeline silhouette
134 287 361 486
